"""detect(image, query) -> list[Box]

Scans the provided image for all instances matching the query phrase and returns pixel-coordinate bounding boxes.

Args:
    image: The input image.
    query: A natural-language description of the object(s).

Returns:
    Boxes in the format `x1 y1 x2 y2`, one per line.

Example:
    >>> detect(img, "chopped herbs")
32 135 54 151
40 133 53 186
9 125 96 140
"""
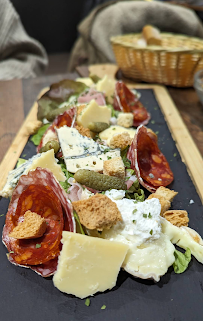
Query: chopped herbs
101 305 106 310
35 244 41 249
148 213 152 218
112 128 116 130
143 214 147 218
103 148 110 154
173 153 177 157
9 251 14 254
150 229 153 235
107 156 112 160
155 131 159 135
132 220 136 224
85 298 91 307
0 214 4 217
133 209 137 214
151 120 155 124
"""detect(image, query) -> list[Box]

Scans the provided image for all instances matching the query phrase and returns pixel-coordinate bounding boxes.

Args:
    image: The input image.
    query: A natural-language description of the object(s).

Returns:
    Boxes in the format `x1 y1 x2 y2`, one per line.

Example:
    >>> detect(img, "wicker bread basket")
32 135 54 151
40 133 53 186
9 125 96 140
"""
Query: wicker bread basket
111 33 203 87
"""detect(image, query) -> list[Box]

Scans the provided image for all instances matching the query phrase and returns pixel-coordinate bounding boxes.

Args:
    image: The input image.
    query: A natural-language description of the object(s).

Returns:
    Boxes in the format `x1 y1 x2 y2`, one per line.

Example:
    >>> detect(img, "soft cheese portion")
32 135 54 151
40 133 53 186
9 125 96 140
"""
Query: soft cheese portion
57 126 120 173
161 218 203 264
53 231 129 298
105 192 162 245
96 75 116 104
99 125 136 143
76 99 111 128
0 150 66 198
97 193 175 282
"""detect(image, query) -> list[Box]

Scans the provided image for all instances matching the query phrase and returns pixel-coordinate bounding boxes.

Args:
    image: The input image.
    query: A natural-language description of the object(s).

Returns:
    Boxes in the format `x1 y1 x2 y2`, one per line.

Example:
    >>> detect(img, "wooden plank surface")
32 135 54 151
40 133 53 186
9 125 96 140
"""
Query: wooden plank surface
0 67 203 203
0 79 24 156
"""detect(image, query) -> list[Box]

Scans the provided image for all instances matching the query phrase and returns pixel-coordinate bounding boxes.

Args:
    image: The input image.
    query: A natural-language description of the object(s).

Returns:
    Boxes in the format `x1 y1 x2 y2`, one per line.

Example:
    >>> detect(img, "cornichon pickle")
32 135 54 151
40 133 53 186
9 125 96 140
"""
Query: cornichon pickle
74 169 127 191
39 140 60 154
88 122 109 133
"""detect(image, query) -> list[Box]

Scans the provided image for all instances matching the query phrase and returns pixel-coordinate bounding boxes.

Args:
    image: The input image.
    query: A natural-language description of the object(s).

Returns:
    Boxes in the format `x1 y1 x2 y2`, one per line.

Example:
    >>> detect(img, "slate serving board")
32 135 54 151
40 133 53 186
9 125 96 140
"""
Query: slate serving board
0 89 203 321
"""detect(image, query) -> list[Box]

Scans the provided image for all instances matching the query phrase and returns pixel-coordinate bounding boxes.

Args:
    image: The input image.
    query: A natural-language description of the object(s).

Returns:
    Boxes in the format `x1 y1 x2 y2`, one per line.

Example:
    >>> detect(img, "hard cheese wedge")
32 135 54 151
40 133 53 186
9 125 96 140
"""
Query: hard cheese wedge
76 99 111 128
0 150 65 198
53 231 129 298
96 75 116 104
24 149 66 182
57 126 120 173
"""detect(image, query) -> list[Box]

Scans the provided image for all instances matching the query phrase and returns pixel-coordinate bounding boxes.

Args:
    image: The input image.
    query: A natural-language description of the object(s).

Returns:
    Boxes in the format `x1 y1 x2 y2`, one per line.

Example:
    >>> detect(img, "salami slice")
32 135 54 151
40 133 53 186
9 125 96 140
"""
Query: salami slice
2 168 75 275
37 107 76 152
113 81 150 127
78 88 106 105
127 125 174 192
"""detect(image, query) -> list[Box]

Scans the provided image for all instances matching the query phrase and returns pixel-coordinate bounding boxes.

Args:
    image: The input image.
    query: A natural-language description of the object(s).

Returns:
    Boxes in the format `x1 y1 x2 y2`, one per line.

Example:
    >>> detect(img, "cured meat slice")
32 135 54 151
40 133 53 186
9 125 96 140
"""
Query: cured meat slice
113 81 150 127
37 107 76 152
78 88 106 105
2 168 75 275
127 125 174 192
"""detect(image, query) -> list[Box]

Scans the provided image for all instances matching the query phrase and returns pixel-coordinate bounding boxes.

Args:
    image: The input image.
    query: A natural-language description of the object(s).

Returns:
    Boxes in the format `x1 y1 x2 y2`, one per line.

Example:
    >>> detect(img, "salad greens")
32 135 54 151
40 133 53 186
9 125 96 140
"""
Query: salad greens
173 248 191 274
16 158 27 168
37 79 87 121
121 146 131 169
30 123 50 146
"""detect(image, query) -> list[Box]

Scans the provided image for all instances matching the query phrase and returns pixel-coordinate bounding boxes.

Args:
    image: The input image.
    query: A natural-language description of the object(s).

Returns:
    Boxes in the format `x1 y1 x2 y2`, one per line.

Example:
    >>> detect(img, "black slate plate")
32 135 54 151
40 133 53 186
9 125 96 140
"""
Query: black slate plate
0 89 203 321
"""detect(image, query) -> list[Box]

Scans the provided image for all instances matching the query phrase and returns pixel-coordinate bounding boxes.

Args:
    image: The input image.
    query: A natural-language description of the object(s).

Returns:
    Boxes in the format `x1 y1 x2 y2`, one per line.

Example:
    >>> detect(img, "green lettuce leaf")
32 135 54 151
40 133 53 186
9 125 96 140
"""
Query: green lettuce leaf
125 179 145 202
59 162 74 192
107 104 120 118
73 211 85 235
37 79 87 121
173 248 191 274
121 146 131 169
30 123 50 146
16 158 27 168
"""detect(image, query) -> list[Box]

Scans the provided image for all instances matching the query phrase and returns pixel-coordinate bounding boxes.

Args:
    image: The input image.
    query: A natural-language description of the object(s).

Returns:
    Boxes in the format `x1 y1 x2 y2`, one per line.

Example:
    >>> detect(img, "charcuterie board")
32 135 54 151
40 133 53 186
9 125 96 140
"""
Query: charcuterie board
0 66 203 321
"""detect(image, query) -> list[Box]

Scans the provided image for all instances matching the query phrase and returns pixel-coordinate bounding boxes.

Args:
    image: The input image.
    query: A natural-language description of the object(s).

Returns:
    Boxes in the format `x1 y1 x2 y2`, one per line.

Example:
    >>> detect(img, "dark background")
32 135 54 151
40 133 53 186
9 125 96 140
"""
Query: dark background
10 0 111 53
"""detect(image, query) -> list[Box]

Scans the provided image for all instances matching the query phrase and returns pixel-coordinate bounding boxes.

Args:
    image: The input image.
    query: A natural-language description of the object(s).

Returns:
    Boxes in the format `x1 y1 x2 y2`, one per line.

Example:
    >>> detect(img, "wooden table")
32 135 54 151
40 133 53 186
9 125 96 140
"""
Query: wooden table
0 69 203 165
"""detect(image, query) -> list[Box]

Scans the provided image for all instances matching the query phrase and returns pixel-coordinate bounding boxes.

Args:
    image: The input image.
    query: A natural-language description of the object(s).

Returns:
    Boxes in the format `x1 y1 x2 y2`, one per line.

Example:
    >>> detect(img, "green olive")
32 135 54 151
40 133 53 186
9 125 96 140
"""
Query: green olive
88 122 110 133
39 140 60 154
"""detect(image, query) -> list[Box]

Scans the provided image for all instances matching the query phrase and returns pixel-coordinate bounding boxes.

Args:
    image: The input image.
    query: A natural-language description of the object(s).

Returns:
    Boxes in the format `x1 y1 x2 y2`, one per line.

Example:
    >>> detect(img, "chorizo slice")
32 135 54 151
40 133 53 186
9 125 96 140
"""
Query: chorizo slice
127 125 174 192
113 81 150 127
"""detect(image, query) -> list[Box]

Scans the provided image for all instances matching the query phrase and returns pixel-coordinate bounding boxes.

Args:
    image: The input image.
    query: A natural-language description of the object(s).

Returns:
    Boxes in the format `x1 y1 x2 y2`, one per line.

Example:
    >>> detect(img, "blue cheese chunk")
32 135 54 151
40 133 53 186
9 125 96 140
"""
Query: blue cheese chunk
0 150 66 198
57 126 120 173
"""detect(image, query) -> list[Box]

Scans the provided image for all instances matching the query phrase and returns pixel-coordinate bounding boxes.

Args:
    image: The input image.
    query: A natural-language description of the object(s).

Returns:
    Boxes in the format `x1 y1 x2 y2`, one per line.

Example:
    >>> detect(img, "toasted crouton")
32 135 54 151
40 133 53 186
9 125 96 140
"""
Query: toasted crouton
109 132 133 150
72 194 122 230
75 125 92 138
163 210 189 227
103 157 125 179
9 211 47 239
26 120 43 135
154 186 178 202
117 113 134 128
77 104 86 118
147 194 171 215
147 186 178 215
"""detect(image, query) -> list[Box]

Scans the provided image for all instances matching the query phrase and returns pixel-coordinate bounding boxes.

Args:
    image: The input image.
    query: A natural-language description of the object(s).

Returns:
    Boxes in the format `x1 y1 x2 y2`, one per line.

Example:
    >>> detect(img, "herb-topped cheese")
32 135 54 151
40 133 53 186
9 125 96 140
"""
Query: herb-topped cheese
56 126 120 173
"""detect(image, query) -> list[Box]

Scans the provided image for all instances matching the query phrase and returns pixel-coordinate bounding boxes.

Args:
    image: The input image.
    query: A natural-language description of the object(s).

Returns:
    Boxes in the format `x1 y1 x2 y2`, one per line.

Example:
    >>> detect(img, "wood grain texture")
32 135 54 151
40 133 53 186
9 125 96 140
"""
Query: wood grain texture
0 87 48 192
0 79 24 162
